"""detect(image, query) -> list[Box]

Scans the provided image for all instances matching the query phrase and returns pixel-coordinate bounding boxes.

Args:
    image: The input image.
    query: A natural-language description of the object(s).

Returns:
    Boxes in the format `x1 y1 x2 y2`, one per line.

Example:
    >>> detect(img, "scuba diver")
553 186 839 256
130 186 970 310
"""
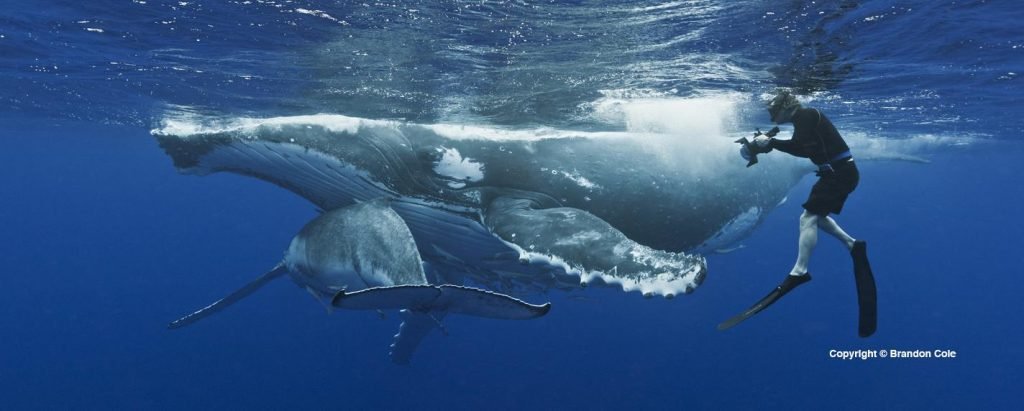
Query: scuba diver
720 90 877 337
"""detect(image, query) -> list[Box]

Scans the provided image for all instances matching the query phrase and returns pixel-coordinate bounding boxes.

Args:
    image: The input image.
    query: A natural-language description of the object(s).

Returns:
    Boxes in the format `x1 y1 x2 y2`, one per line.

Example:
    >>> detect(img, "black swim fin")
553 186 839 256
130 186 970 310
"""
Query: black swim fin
718 273 812 331
852 240 877 338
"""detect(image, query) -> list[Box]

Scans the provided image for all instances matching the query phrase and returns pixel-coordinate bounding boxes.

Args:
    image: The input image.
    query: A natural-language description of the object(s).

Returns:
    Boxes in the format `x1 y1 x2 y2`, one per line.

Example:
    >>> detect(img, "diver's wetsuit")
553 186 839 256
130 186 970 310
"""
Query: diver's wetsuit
769 108 859 216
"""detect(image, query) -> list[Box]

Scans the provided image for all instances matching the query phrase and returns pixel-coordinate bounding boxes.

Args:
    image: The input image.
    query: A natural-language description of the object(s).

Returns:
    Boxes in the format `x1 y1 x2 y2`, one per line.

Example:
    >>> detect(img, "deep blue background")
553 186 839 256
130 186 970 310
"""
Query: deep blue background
2 118 1020 409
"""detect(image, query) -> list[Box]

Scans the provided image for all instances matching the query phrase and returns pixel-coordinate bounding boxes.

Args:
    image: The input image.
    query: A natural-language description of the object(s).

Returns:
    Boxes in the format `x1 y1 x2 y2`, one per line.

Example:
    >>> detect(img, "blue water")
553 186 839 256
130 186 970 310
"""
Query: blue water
2 1 1022 409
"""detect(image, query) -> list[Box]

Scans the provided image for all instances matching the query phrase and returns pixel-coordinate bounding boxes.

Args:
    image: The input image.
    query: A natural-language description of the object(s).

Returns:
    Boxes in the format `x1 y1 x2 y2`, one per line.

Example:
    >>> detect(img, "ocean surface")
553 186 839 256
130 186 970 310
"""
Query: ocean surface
1 0 1021 409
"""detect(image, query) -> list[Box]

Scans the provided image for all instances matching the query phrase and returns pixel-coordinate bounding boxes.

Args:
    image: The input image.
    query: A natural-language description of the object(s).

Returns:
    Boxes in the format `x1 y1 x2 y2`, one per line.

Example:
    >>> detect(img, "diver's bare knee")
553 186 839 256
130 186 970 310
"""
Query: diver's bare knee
799 210 819 229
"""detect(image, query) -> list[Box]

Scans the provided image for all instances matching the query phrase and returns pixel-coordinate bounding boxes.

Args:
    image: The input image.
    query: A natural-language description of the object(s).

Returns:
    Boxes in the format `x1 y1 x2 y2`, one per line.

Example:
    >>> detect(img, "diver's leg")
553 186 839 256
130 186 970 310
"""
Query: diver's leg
818 216 856 250
789 210 819 276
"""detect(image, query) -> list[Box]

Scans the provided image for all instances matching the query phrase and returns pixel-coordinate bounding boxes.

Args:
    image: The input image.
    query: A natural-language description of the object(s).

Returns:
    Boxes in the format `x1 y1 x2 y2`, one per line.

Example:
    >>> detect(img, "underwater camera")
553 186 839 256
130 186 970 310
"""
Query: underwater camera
735 126 780 167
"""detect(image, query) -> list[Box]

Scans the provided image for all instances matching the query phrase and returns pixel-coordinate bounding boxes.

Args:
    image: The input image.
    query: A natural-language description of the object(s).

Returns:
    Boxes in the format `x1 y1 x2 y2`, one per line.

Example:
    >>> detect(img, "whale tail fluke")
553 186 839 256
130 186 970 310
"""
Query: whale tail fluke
168 263 287 329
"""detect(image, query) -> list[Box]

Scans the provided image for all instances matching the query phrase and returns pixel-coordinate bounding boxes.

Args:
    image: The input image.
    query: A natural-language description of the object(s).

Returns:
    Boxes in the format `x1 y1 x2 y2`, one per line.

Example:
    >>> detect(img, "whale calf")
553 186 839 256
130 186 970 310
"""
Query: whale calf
169 199 550 364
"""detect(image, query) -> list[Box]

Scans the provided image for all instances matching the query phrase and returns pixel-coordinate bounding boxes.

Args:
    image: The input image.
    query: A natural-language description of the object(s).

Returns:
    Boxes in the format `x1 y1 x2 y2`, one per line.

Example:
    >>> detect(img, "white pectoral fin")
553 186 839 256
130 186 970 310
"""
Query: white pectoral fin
168 263 287 329
484 196 707 297
331 284 551 320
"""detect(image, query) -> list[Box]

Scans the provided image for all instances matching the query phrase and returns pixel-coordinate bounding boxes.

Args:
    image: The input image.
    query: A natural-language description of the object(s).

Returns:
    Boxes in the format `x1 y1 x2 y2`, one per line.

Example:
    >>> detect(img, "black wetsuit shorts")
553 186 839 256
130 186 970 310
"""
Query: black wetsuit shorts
803 159 859 216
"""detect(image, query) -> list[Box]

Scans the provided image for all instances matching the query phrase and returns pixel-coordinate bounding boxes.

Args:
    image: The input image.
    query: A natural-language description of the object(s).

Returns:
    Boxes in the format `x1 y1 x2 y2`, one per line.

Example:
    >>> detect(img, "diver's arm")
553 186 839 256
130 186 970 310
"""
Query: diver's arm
767 137 805 157
767 113 815 158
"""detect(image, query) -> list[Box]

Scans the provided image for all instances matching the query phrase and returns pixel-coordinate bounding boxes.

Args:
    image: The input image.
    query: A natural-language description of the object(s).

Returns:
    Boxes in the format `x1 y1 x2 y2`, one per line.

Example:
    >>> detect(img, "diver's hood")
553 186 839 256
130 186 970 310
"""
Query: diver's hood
767 91 800 123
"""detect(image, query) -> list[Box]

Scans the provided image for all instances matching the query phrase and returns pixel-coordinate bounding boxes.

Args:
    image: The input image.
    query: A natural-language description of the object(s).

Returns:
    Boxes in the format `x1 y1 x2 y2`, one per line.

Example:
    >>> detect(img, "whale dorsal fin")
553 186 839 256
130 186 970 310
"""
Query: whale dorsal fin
168 263 287 329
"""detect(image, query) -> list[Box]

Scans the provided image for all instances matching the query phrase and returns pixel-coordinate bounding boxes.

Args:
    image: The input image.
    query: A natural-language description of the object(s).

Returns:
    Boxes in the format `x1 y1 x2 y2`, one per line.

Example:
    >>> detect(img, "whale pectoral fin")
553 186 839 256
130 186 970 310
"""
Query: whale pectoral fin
436 285 551 319
389 309 444 365
331 285 551 320
168 263 287 329
348 285 549 365
331 285 440 311
483 196 707 297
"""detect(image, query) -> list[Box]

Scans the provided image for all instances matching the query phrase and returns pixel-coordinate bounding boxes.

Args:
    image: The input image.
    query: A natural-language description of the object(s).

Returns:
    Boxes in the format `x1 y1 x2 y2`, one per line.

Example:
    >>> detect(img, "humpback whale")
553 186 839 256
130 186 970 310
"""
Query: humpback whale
153 114 817 297
154 110 934 303
169 199 551 364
